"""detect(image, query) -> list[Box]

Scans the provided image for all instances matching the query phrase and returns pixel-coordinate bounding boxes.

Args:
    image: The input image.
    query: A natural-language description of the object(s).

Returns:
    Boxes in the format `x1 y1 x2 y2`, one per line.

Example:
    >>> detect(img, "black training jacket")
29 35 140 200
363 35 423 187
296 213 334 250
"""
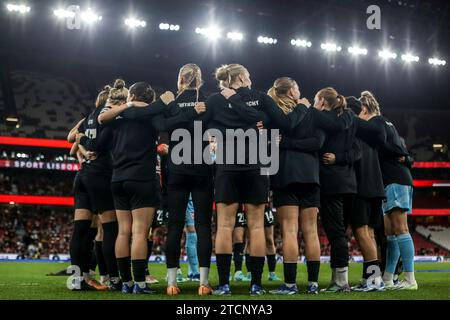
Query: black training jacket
375 116 413 187
78 106 113 177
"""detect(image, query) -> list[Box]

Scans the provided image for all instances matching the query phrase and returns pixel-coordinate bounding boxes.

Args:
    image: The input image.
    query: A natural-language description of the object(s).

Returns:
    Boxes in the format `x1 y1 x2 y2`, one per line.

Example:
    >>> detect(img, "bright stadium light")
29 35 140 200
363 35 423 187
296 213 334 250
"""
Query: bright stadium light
53 8 76 19
159 23 180 31
320 42 342 52
290 39 312 48
227 32 243 41
80 8 102 24
378 49 397 60
257 36 277 45
6 3 30 13
125 17 146 28
428 57 446 66
348 46 368 56
195 26 221 40
401 53 420 63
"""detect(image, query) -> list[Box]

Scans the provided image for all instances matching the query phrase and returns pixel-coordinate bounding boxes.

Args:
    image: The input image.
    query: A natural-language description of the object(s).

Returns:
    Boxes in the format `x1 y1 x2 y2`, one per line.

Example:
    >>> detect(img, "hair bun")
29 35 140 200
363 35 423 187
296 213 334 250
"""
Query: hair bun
114 79 125 89
215 65 229 81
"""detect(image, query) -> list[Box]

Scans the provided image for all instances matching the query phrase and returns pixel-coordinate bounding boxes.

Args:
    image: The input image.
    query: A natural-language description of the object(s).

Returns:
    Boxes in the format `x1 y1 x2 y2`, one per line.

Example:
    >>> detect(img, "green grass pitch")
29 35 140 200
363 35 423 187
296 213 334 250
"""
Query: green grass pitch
0 262 449 300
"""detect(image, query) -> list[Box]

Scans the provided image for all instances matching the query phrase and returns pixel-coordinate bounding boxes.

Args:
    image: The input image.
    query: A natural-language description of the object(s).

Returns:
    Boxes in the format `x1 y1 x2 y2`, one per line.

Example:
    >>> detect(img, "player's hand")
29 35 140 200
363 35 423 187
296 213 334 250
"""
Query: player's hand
276 134 282 146
323 153 336 165
157 144 169 156
398 156 406 163
85 151 97 161
160 91 175 105
298 97 311 108
75 133 85 144
256 121 264 131
194 102 206 114
132 101 148 108
221 88 236 99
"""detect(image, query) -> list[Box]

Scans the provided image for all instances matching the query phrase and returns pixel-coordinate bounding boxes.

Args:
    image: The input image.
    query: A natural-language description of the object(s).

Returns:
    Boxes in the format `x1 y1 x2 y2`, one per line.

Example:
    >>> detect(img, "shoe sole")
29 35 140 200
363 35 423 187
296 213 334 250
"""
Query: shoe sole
269 292 296 295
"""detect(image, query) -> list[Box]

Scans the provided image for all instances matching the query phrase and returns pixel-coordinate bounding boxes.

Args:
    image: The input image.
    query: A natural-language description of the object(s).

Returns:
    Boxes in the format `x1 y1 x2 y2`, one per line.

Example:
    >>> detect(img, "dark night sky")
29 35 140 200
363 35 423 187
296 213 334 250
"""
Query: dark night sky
1 0 449 113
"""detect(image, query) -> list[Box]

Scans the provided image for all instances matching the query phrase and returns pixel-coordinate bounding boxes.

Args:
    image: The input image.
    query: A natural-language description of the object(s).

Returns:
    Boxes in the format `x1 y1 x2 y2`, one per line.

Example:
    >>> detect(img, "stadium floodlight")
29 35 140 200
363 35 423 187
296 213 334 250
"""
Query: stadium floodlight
159 23 180 31
320 42 342 52
378 49 397 60
195 26 221 40
428 57 446 66
401 53 420 63
348 46 368 56
226 32 244 41
53 8 76 19
6 3 30 13
5 116 19 123
290 39 312 48
125 17 146 28
80 8 102 24
257 36 277 45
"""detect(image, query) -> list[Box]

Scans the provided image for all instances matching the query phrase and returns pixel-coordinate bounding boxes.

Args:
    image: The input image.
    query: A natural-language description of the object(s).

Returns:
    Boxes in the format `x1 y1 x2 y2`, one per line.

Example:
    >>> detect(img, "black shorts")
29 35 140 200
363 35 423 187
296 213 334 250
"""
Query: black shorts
152 207 169 228
215 170 269 204
111 180 159 211
73 173 115 213
235 210 247 228
273 183 320 208
349 196 383 228
264 208 275 227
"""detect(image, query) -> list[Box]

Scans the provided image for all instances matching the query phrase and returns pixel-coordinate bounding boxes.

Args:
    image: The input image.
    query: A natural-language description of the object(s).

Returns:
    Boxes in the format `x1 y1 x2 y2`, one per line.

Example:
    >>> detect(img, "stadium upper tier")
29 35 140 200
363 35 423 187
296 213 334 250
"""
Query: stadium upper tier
1 70 93 139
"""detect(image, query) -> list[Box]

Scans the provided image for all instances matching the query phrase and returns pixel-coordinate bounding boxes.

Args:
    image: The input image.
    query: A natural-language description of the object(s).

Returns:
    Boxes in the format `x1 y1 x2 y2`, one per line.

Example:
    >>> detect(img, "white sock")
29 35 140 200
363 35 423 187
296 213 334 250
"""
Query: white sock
285 283 296 288
83 272 91 280
404 272 416 283
124 281 133 286
335 267 348 286
110 277 120 284
383 271 394 283
167 268 178 286
200 267 209 286
308 281 318 287
136 281 146 288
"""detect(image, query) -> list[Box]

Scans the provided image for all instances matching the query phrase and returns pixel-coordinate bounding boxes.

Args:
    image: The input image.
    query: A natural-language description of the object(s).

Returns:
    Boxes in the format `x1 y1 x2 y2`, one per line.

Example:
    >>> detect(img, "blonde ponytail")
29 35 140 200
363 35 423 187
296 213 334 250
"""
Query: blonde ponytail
267 77 298 114
360 91 381 115
215 64 248 89
177 64 203 102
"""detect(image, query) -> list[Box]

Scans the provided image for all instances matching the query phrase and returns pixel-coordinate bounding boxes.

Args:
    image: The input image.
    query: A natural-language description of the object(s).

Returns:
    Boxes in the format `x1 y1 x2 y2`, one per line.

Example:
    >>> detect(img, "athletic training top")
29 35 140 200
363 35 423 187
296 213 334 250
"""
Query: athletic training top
271 105 326 188
166 89 212 177
319 108 359 195
204 87 305 172
78 106 113 177
375 116 413 187
351 116 387 199
107 99 172 183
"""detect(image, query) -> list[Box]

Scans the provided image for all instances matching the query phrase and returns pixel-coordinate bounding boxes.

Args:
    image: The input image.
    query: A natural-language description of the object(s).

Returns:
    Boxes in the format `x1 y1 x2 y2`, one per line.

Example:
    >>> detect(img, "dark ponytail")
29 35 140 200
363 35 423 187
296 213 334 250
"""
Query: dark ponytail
129 82 155 104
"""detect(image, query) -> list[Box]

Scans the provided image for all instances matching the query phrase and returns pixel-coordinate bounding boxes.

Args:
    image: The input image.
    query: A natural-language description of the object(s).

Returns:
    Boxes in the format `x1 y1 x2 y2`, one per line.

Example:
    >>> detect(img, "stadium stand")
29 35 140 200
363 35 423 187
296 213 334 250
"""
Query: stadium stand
1 70 93 139
0 170 74 196
416 225 450 252
0 205 72 257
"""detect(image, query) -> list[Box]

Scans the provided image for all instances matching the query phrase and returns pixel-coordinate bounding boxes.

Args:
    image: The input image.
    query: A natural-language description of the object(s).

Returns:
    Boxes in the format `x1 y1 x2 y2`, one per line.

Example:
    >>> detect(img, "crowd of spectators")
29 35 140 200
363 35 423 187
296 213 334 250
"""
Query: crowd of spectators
0 205 72 258
0 171 74 196
0 205 447 258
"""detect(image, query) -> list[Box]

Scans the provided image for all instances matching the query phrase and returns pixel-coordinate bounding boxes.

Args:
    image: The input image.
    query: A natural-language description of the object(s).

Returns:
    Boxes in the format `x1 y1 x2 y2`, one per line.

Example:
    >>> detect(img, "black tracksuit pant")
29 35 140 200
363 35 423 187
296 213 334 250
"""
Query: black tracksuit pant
165 173 213 269
320 194 354 268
